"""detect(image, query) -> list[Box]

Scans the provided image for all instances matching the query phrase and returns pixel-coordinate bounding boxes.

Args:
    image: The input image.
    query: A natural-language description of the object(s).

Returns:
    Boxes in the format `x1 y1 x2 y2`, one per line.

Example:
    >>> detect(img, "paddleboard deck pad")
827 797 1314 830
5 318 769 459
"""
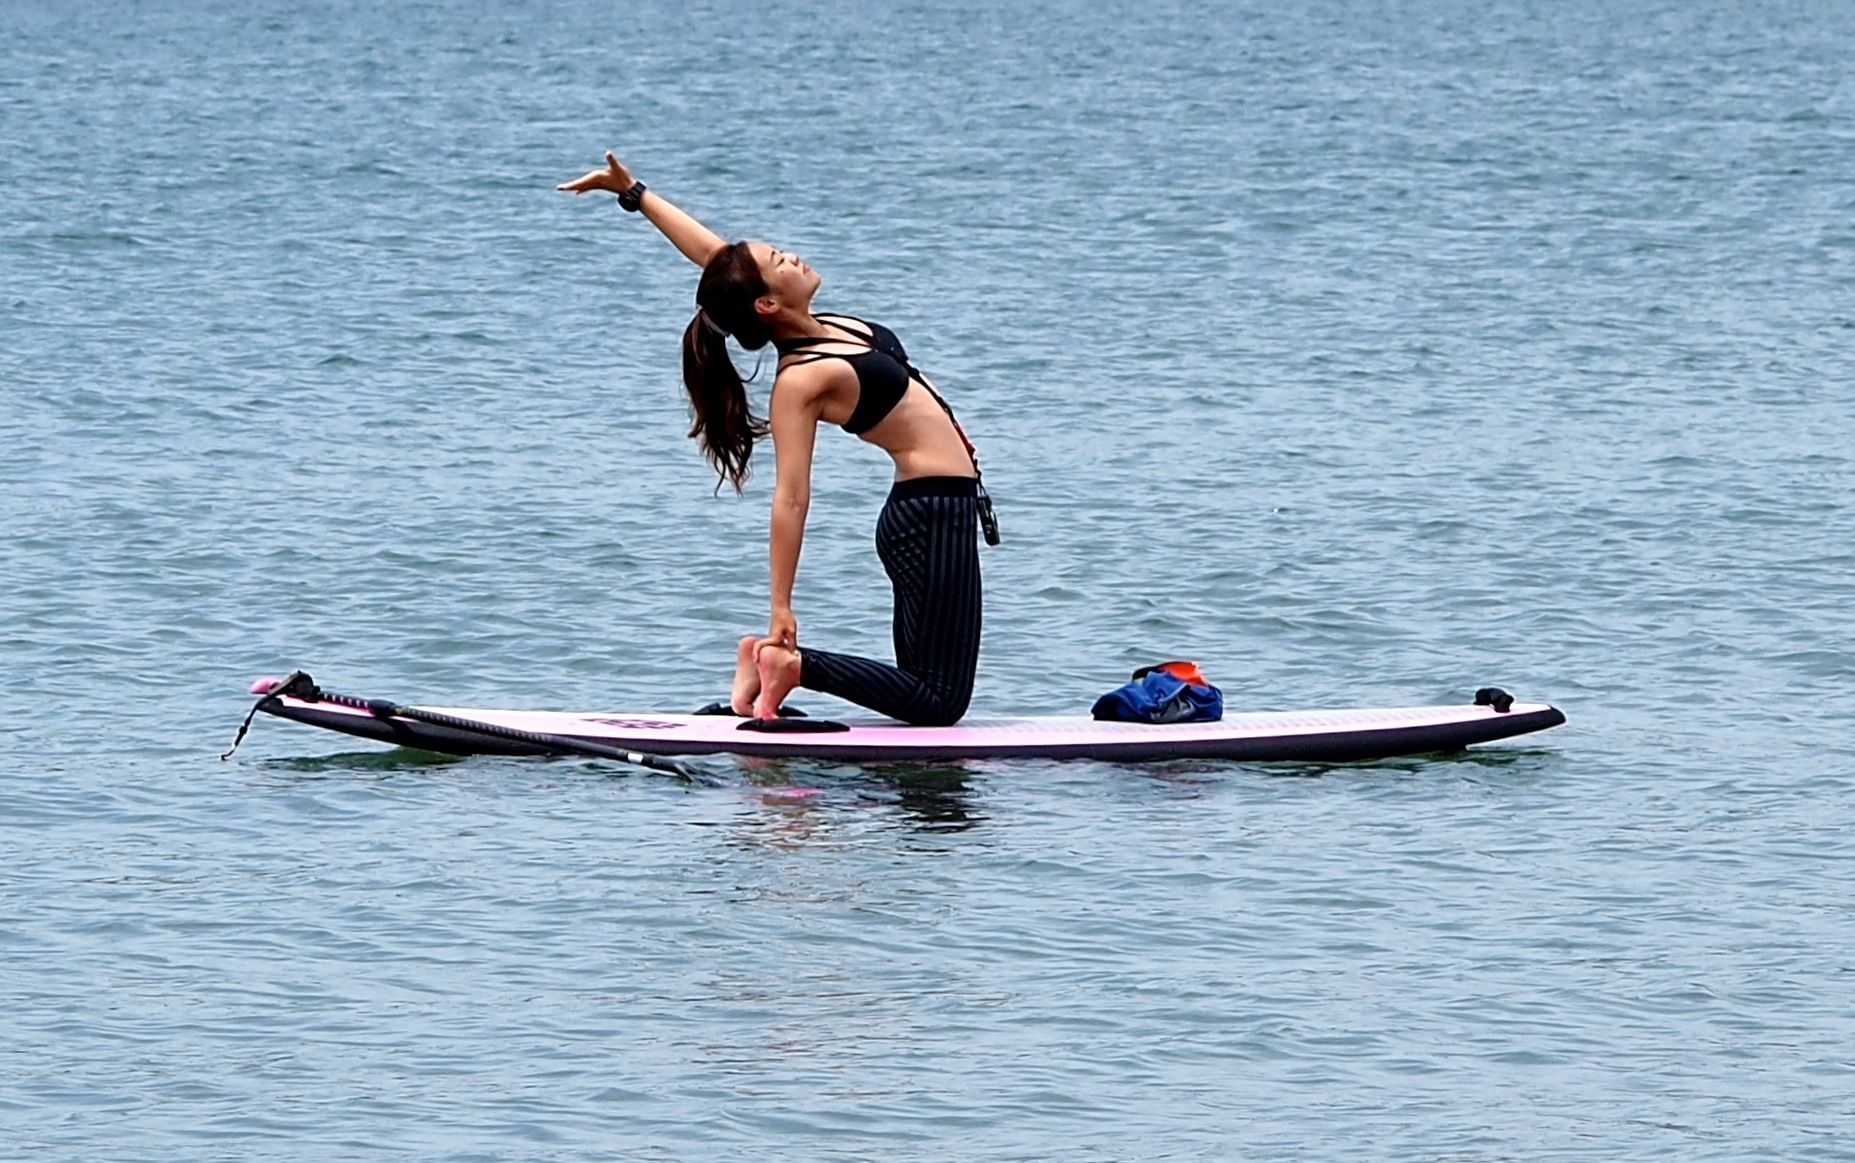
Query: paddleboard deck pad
244 673 1565 764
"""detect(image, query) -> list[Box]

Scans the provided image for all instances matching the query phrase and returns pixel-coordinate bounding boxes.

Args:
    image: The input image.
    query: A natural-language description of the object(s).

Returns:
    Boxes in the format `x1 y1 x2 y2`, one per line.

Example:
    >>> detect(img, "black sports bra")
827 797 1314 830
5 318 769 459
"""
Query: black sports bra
772 313 913 434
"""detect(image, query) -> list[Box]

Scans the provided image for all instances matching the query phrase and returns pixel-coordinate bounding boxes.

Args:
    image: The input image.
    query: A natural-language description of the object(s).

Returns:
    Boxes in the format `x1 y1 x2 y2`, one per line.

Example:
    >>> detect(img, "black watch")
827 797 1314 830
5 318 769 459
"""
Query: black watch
616 181 647 212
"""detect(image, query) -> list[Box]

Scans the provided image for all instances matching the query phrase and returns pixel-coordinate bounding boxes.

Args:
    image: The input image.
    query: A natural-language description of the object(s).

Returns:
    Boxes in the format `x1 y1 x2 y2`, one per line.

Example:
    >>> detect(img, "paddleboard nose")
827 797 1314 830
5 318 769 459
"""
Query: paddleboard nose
250 676 281 695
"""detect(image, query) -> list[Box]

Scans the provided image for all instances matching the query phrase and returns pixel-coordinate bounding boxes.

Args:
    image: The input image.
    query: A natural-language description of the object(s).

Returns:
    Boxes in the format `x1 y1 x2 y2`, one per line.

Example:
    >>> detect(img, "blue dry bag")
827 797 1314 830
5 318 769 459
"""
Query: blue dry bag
1090 661 1224 724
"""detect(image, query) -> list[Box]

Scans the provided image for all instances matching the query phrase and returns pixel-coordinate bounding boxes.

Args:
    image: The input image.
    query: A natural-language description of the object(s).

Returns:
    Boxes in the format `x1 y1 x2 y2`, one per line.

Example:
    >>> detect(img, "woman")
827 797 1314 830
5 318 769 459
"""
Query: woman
558 153 996 725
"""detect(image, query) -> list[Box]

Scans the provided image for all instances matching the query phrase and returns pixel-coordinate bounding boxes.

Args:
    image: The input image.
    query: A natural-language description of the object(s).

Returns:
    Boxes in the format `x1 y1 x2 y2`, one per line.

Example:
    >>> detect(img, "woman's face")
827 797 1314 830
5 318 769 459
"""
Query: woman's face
748 241 820 311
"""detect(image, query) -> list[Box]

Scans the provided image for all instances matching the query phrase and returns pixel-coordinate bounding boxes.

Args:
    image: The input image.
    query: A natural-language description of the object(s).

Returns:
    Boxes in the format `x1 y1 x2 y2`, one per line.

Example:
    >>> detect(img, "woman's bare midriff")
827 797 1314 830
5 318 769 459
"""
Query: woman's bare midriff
861 383 978 480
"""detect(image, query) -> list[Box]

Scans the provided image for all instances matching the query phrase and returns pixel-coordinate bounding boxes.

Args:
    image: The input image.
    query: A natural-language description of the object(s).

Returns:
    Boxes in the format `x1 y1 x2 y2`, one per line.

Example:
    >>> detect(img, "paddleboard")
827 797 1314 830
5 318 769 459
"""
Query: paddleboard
247 675 1565 763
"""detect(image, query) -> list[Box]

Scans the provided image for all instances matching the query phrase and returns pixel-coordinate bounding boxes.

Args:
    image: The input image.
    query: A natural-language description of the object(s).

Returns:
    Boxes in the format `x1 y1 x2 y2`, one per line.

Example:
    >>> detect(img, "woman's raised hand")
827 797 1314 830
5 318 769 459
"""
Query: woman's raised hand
557 153 723 268
556 151 635 196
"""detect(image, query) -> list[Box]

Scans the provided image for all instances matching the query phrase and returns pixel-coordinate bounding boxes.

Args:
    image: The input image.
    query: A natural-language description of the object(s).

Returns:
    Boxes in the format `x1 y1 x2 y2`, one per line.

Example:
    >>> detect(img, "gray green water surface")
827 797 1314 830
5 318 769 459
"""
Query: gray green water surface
4 1 1853 1159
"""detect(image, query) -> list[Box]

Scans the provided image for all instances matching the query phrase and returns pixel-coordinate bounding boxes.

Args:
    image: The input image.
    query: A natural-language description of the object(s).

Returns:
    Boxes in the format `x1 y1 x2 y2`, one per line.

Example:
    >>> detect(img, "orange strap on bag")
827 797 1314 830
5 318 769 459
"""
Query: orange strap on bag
1131 660 1208 686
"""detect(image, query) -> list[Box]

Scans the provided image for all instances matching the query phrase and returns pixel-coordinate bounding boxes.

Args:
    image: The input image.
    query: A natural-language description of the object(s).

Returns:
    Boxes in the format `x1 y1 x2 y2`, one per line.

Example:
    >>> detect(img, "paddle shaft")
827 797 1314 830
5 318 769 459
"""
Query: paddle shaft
305 687 702 780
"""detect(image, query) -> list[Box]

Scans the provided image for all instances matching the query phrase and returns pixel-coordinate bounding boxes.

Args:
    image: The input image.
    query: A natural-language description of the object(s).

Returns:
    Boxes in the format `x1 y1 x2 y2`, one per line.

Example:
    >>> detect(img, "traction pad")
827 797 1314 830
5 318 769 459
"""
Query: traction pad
737 717 852 734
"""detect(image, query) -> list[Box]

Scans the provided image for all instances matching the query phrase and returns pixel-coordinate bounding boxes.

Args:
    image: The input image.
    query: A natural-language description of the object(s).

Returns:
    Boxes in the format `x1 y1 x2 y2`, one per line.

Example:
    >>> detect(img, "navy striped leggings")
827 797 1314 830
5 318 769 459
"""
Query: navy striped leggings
798 476 983 726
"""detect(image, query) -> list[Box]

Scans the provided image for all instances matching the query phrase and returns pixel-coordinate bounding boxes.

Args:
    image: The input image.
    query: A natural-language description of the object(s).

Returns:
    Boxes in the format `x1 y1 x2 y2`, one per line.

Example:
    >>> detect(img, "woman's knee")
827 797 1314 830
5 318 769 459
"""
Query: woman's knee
905 688 971 727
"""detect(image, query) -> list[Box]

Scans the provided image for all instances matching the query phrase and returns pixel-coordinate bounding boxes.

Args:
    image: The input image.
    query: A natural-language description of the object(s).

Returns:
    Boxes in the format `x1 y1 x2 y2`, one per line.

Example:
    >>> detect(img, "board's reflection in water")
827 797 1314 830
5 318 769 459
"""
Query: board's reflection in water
733 759 985 842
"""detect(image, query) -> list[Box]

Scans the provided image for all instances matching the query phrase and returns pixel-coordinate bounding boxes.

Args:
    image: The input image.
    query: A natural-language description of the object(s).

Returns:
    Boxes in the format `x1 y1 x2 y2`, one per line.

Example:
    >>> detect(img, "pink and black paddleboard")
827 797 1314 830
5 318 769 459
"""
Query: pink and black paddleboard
243 673 1565 764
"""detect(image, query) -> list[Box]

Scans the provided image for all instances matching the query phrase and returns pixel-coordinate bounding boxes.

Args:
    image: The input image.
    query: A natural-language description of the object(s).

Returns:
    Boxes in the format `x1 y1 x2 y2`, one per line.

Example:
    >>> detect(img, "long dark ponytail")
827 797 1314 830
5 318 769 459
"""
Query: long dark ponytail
682 241 774 493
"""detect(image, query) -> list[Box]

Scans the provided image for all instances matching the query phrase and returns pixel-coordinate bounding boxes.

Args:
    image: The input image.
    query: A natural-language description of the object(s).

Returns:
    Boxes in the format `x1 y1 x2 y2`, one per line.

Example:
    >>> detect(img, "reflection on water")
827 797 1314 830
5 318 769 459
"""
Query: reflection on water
1110 743 1567 787
867 764 985 834
243 742 985 837
254 747 466 774
733 758 985 839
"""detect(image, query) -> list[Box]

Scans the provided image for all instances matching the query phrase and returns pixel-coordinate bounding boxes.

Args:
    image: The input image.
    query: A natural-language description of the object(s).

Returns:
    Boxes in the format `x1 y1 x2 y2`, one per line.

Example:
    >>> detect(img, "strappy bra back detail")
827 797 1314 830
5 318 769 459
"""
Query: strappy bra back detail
773 314 913 435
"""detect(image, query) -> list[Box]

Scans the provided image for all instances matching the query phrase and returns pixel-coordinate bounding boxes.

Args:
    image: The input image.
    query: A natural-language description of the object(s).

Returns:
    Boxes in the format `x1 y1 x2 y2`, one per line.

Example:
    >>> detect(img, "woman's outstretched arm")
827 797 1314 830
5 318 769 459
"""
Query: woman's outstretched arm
557 152 725 268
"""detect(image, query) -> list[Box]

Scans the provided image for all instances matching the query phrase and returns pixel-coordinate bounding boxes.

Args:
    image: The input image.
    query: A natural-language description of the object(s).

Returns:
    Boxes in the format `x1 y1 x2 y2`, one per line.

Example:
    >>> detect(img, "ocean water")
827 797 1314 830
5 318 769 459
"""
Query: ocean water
4 0 1854 1158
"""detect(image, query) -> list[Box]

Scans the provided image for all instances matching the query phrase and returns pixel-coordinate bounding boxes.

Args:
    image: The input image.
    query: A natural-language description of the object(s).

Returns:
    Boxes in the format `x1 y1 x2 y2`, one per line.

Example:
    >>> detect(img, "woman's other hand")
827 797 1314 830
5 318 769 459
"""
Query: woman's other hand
760 606 798 653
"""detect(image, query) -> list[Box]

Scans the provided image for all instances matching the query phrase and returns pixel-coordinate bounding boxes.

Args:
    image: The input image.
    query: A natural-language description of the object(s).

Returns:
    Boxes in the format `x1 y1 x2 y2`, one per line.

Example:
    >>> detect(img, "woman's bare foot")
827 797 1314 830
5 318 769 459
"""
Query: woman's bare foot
753 644 802 720
730 635 761 716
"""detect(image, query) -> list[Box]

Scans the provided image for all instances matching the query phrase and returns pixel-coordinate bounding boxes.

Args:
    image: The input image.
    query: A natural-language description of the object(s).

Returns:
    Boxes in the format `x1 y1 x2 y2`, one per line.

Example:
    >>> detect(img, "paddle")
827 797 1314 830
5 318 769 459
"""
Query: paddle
228 672 707 783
